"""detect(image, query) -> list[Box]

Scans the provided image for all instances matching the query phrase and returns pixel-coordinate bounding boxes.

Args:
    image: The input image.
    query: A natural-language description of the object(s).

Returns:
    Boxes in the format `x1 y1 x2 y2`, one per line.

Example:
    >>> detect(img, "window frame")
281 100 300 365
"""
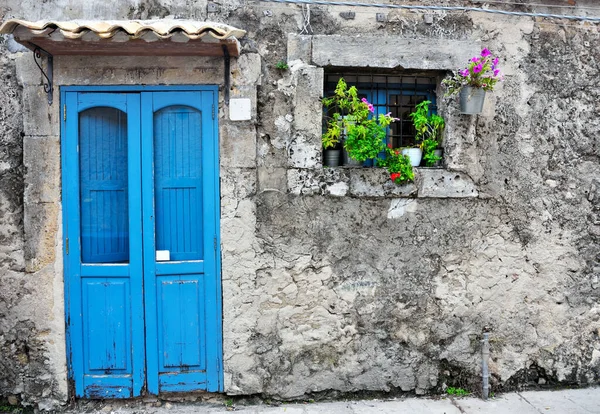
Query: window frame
323 70 444 150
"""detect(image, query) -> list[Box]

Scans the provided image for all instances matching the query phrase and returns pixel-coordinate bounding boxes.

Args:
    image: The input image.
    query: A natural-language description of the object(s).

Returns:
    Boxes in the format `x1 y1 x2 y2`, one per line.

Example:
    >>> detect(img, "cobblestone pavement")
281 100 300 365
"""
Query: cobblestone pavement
61 388 600 414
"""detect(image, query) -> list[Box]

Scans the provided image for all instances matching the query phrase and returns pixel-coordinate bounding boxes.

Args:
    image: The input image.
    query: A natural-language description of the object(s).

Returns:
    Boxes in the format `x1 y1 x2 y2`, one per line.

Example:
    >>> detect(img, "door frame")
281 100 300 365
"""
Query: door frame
60 85 223 397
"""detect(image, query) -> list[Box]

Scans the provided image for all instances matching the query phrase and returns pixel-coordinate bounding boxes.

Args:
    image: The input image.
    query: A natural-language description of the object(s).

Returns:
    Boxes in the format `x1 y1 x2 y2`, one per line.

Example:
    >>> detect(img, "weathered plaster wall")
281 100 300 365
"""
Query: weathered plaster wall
0 0 599 409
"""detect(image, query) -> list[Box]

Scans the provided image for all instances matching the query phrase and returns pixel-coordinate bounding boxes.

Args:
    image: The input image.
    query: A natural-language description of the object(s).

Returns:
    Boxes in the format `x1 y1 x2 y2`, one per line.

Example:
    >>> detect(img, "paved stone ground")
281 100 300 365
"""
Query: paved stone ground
63 388 600 413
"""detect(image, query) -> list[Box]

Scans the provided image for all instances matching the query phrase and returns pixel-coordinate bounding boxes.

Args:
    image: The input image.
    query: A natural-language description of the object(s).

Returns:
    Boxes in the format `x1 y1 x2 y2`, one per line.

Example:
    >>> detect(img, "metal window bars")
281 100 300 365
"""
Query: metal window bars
324 72 439 148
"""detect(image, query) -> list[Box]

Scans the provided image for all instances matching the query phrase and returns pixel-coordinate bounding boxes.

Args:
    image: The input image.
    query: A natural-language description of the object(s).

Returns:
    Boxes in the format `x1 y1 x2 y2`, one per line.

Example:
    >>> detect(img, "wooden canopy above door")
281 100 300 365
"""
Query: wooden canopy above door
0 19 246 105
0 19 246 56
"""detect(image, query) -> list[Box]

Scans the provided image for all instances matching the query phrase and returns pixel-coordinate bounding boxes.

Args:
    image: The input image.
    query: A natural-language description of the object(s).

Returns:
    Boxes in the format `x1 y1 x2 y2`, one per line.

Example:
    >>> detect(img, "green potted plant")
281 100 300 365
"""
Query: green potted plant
408 100 445 167
442 48 503 114
322 115 343 167
322 78 396 167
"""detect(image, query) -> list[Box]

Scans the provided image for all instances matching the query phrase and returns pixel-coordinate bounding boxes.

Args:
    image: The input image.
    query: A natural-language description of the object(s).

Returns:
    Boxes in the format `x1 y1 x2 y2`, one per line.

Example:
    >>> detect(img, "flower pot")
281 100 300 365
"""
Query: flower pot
323 149 341 167
433 149 443 167
460 86 486 114
402 148 423 167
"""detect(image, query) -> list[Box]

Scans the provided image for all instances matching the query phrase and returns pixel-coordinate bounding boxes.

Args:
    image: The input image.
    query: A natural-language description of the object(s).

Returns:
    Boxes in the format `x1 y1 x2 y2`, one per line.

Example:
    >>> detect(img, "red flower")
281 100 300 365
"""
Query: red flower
390 173 401 182
387 142 393 149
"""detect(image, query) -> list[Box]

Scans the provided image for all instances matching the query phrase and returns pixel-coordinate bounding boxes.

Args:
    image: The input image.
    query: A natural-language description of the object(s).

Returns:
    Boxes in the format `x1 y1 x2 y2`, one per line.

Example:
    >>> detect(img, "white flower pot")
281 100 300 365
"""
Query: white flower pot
402 148 422 167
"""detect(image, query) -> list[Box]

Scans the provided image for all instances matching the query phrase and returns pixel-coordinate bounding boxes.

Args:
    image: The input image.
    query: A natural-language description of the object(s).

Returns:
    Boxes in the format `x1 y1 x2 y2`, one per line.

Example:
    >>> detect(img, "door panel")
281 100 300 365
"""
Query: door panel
64 92 144 398
64 87 221 398
83 279 130 371
142 91 221 393
158 277 205 370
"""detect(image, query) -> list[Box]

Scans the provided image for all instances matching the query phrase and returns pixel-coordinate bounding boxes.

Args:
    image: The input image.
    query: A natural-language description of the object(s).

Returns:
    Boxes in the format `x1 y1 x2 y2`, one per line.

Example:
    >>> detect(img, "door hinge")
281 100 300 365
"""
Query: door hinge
212 104 215 120
63 104 66 121
65 237 69 255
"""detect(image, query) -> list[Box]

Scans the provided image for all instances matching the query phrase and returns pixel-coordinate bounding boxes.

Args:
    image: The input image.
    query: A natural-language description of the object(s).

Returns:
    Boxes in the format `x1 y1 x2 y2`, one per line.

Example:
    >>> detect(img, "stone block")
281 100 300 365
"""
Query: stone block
23 135 60 204
22 86 59 136
287 34 312 63
220 122 257 168
257 166 287 193
234 53 262 86
349 169 385 197
293 65 323 136
15 53 42 86
288 132 320 168
416 169 478 198
24 202 59 273
312 35 480 70
349 168 416 197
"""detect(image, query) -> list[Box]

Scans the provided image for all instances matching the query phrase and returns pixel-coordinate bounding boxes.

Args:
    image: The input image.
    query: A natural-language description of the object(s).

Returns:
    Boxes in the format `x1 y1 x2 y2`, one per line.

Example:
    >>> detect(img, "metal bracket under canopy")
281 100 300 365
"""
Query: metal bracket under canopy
32 45 54 105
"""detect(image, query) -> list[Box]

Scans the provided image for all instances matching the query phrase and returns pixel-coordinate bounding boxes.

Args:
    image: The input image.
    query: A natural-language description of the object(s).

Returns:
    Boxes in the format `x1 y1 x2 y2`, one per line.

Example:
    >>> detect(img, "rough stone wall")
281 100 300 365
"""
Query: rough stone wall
0 30 68 412
0 0 599 409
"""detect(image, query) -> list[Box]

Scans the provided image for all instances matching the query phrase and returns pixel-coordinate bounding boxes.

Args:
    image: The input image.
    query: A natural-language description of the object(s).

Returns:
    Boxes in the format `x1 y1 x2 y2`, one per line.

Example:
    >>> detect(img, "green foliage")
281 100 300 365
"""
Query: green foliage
275 60 289 70
224 398 234 407
378 147 414 184
408 100 445 143
407 100 444 167
421 138 442 167
344 119 386 162
322 78 396 158
322 118 342 149
446 387 469 397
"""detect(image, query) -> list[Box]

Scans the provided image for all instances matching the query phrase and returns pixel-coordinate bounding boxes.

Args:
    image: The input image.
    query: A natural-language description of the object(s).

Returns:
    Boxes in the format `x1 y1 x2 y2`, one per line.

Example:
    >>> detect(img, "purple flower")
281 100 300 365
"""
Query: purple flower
460 69 469 77
471 57 480 63
493 57 499 66
367 104 375 113
361 98 369 104
481 48 491 58
473 64 483 73
494 69 500 77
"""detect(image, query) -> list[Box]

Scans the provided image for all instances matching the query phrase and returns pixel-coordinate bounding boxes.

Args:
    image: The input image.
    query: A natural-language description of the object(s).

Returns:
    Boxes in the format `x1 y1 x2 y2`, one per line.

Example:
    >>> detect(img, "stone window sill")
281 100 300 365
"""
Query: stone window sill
287 167 478 198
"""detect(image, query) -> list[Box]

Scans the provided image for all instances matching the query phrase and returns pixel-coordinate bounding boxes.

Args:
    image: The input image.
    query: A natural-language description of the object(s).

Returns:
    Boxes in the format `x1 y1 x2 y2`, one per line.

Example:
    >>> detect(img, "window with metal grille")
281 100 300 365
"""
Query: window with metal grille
324 71 441 149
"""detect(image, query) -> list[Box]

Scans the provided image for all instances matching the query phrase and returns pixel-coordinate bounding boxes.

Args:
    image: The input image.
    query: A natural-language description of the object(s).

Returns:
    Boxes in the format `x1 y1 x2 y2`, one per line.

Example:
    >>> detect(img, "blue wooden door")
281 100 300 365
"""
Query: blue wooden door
141 91 222 393
63 87 222 398
63 92 145 398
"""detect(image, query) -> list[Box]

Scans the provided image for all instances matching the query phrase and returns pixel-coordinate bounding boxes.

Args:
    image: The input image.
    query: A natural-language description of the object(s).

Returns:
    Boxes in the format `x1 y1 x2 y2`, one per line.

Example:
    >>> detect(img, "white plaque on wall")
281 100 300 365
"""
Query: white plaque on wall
229 98 252 121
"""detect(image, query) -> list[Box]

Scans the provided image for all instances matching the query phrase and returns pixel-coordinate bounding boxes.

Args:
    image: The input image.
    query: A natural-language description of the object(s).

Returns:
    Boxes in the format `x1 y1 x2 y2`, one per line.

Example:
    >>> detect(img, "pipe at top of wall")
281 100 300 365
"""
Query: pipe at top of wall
222 44 230 105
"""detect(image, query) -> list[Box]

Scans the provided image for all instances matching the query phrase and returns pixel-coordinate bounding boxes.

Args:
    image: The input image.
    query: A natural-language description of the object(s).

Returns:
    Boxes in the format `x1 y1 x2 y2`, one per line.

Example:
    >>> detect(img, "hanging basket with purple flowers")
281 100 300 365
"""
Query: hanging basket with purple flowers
442 48 503 115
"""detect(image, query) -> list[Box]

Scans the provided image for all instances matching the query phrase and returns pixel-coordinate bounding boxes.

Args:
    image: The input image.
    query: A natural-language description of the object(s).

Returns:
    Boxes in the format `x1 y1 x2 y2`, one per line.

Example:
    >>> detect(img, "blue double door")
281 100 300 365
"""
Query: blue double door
62 87 222 398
